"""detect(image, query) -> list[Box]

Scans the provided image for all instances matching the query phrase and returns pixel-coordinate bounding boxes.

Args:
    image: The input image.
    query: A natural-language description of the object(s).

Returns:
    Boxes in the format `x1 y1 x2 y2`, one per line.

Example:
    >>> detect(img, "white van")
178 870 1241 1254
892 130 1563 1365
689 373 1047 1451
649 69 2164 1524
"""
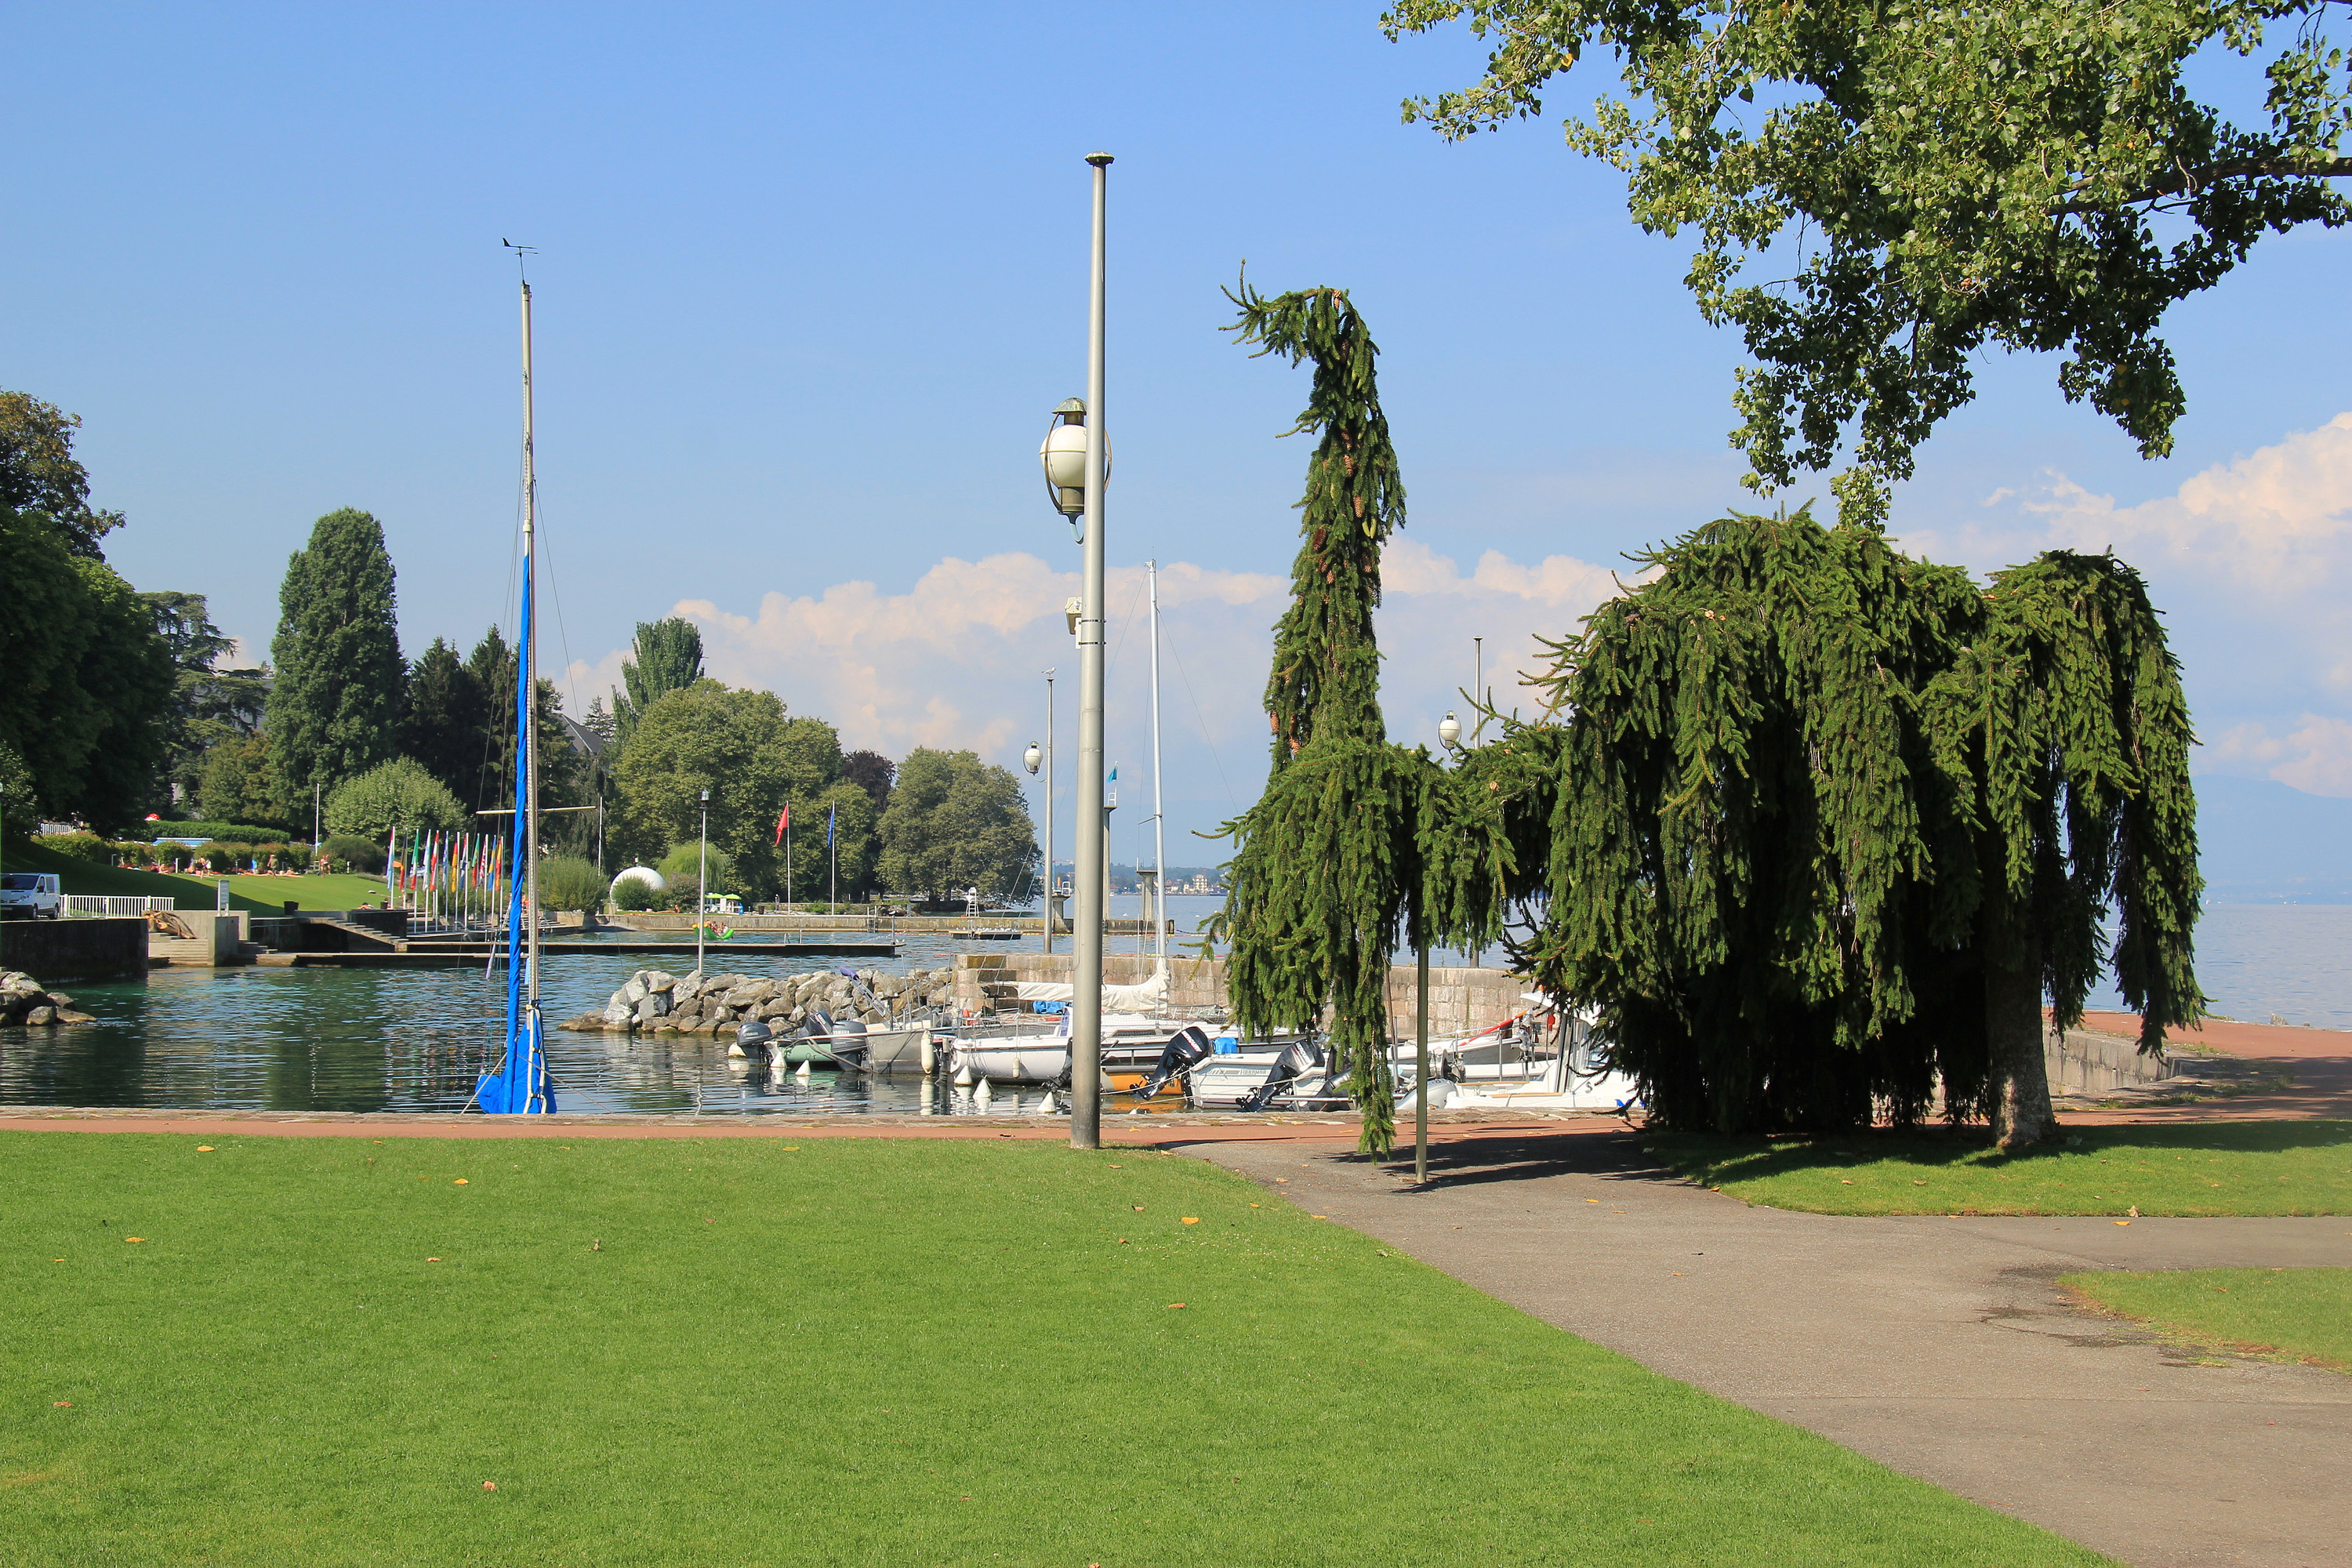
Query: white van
0 872 64 920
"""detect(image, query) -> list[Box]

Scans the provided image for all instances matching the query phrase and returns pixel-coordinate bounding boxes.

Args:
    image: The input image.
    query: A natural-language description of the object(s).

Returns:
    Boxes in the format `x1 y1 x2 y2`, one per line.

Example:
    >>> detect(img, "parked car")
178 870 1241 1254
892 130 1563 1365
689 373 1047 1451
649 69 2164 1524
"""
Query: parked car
0 872 64 920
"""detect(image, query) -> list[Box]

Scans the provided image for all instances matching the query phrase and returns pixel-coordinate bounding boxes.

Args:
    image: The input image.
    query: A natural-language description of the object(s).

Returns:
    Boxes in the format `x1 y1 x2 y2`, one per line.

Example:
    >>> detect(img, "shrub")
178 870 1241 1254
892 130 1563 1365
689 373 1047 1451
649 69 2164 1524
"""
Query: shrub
610 876 662 913
538 856 606 913
280 841 313 873
318 835 387 874
143 820 282 844
197 840 248 873
658 840 736 894
42 831 112 862
325 758 466 841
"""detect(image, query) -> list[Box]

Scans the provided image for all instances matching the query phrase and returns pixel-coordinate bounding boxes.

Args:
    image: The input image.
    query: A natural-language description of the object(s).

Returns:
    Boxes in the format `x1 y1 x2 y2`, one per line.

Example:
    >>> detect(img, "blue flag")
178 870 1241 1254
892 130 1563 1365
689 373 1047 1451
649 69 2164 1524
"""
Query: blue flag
827 803 836 848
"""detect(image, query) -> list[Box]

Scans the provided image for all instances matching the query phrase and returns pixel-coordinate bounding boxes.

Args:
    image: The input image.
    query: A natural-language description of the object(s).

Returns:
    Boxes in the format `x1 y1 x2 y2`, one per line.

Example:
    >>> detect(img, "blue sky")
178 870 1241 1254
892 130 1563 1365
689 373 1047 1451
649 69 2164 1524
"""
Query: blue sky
8 2 2350 887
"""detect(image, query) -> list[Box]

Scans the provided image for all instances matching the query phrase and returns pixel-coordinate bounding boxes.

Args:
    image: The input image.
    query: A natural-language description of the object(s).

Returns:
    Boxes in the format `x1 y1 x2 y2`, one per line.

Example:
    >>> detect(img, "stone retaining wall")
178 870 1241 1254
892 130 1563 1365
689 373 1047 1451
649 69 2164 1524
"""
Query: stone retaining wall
2049 1027 2180 1094
954 952 1529 1036
0 917 149 982
147 910 247 966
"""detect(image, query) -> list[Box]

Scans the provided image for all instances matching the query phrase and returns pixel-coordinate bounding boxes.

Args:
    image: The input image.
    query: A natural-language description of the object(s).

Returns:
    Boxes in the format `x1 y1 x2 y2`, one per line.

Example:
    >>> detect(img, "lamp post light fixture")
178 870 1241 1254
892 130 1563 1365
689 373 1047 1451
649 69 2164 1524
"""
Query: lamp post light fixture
1042 149 1114 1150
1438 712 1461 750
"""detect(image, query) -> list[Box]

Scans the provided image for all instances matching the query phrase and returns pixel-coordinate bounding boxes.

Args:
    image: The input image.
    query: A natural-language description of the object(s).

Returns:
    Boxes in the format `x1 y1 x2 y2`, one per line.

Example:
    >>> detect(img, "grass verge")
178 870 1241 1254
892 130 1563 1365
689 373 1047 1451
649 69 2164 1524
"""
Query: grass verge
1 1133 2103 1566
2 837 387 916
2063 1268 2352 1372
1647 1120 2352 1215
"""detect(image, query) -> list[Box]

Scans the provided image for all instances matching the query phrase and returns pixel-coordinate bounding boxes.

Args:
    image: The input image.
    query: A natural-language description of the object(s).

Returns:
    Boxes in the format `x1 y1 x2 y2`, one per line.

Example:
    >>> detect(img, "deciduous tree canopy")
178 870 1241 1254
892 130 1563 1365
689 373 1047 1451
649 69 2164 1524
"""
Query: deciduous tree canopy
1385 0 2352 492
613 618 704 743
611 682 790 896
325 757 469 841
877 748 1036 901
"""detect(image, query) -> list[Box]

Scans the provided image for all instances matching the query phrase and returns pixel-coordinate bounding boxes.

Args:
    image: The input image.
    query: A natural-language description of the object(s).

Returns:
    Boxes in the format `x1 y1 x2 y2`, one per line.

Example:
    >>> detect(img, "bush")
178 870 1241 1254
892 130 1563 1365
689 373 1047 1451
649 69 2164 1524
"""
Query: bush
318 835 387 874
41 831 112 862
280 841 313 873
538 856 606 913
325 758 467 841
610 876 662 913
143 820 283 844
658 842 735 902
197 840 249 873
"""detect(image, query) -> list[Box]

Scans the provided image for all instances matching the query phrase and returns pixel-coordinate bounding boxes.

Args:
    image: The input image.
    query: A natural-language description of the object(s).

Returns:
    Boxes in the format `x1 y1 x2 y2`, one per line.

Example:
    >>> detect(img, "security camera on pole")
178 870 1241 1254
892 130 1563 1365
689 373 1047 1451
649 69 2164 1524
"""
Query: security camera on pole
1036 151 1113 1149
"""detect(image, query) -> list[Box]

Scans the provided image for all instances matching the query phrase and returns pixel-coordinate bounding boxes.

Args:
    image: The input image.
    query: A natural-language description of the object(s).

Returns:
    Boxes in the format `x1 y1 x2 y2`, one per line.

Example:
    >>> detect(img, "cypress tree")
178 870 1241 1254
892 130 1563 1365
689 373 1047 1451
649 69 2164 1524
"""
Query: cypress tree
1214 281 1500 1158
613 617 705 742
266 509 405 804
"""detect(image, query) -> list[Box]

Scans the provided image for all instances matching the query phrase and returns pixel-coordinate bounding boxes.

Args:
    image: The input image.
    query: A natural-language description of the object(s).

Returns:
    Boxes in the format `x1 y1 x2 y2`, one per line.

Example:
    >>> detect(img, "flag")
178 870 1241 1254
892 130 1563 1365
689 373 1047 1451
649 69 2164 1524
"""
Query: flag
775 804 789 847
827 803 835 848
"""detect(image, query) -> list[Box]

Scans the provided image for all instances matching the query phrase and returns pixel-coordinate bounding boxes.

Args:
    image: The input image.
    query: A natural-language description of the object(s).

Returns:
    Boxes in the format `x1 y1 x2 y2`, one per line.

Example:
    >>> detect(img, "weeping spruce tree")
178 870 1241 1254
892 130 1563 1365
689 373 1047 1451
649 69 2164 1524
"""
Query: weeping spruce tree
1523 510 2203 1147
1214 280 1510 1159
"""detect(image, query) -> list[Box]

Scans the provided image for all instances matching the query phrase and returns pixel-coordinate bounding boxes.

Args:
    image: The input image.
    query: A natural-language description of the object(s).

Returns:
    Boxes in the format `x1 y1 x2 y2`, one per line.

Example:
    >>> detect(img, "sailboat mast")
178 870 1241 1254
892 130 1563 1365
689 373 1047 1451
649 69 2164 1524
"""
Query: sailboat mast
1147 558 1165 979
521 278 542 1003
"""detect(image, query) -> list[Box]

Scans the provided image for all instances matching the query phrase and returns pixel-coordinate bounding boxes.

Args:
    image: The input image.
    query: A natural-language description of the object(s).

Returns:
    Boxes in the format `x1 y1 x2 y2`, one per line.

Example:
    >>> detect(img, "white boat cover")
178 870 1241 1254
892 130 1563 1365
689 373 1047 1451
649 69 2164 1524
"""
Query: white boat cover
1011 971 1169 1011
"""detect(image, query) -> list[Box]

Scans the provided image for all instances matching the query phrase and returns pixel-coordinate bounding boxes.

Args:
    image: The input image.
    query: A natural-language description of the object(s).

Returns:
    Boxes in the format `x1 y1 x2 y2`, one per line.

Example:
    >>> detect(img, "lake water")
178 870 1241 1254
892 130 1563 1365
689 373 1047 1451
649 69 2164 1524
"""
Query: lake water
3 900 2339 1117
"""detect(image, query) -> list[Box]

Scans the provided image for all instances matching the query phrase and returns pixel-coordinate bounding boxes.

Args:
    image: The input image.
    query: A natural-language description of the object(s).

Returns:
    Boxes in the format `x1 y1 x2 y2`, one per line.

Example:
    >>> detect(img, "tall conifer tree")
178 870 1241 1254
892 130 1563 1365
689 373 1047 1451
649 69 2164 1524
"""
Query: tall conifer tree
266 508 405 804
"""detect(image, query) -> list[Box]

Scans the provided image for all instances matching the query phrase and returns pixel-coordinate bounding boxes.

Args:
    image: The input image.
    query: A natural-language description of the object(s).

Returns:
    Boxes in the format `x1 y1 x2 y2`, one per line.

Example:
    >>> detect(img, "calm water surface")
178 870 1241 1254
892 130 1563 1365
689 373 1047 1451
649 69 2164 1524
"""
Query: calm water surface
4 902 2341 1115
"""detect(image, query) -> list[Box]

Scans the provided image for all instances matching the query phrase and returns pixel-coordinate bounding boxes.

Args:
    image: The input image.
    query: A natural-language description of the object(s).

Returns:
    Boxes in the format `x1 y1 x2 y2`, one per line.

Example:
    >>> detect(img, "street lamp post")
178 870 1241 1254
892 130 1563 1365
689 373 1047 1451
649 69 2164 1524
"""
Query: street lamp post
696 788 710 978
1035 151 1112 1148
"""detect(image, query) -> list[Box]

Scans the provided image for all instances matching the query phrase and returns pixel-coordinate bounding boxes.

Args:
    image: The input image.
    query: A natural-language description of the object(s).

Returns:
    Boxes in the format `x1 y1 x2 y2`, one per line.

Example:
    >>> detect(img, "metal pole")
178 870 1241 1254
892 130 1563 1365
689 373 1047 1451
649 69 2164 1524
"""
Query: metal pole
1044 668 1056 956
1072 150 1112 1151
1416 943 1430 1183
521 281 541 1007
696 789 708 975
1147 559 1166 979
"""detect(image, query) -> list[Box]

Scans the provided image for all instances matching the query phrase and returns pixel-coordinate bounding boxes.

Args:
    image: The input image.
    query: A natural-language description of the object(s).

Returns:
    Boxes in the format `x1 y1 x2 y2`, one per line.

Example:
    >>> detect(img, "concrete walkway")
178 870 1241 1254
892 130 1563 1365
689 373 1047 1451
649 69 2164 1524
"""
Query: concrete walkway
1178 1127 2352 1568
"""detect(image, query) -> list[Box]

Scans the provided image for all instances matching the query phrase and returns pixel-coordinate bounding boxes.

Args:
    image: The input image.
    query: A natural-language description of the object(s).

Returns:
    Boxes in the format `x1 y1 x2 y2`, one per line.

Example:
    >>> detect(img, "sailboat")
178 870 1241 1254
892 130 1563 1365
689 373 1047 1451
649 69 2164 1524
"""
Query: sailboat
476 259 557 1116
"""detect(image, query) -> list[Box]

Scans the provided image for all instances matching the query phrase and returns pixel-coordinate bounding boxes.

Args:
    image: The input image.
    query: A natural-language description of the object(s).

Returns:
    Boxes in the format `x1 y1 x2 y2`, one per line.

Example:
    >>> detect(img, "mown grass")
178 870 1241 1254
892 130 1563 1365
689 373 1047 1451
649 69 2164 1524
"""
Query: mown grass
2063 1268 2352 1372
1 837 387 916
1648 1120 2352 1216
0 1133 2104 1566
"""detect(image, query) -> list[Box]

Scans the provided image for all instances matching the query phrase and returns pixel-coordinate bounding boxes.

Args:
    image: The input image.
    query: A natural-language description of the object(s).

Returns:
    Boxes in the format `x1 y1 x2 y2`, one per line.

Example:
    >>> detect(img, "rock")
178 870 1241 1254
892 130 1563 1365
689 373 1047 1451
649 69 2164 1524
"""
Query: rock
644 971 677 993
653 1020 679 1034
53 1010 94 1025
757 997 793 1021
25 1006 55 1025
44 992 73 1007
561 1013 602 1032
602 1000 633 1028
622 978 648 1005
724 980 774 1008
633 995 666 1025
707 1004 737 1025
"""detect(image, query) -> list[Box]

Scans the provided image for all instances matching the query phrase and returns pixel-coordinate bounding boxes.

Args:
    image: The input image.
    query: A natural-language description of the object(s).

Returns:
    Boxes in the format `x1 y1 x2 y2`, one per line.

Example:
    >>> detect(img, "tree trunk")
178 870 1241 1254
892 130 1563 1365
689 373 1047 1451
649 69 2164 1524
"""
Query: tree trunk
1984 920 2060 1150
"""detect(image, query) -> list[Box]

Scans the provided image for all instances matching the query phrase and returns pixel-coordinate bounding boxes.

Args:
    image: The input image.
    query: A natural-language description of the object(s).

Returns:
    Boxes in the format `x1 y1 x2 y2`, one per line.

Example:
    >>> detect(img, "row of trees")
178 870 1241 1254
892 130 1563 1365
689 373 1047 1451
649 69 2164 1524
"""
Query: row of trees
1214 281 2201 1157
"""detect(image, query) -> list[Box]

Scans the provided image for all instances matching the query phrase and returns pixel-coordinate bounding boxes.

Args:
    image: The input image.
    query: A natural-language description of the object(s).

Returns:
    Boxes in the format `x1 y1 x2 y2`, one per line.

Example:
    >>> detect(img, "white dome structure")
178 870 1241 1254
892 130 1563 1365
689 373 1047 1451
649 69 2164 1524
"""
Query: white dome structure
611 866 666 895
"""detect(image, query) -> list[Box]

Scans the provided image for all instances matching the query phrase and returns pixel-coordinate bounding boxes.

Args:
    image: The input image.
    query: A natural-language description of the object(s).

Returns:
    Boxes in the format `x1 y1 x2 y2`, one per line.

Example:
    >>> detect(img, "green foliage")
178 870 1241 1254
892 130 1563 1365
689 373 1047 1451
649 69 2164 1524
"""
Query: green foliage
0 390 125 558
537 855 608 913
265 509 405 798
610 683 790 897
877 749 1035 900
324 758 467 842
658 840 739 898
2065 1267 2352 1370
1519 510 2201 1141
459 623 583 818
196 737 283 829
1212 281 1491 1158
612 617 705 742
400 637 491 806
143 819 285 845
841 749 895 811
610 874 662 913
1386 0 2352 489
142 590 269 809
0 507 176 832
317 835 387 874
38 831 111 862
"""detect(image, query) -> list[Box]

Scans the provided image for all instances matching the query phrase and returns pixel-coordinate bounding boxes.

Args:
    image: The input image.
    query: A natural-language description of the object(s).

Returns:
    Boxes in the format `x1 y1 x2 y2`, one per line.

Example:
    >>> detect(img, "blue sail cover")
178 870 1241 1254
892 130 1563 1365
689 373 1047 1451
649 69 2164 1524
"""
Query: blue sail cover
476 546 556 1116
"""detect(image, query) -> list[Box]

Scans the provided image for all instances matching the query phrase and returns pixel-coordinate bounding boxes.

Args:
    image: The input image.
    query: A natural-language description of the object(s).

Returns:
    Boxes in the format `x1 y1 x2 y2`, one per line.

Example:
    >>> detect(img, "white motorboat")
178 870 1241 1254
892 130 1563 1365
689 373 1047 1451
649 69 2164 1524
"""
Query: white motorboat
946 1013 1215 1088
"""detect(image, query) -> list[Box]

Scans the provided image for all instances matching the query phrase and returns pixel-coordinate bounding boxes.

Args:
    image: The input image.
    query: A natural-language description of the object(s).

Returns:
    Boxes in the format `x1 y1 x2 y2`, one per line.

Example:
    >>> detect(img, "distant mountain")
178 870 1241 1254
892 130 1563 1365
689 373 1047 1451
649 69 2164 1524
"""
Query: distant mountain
2194 776 2352 904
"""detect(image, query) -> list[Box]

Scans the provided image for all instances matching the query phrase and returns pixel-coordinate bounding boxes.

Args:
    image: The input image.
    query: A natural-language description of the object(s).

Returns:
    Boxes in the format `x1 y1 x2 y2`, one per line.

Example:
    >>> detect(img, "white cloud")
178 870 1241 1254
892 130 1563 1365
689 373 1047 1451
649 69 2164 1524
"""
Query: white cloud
572 542 1621 841
2208 715 2352 797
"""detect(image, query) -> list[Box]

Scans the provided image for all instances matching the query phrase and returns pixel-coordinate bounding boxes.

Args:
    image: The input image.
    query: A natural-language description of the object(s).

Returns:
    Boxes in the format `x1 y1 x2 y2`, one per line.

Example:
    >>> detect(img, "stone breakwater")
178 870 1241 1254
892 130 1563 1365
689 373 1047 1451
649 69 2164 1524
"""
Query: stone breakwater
1 970 96 1026
560 966 956 1036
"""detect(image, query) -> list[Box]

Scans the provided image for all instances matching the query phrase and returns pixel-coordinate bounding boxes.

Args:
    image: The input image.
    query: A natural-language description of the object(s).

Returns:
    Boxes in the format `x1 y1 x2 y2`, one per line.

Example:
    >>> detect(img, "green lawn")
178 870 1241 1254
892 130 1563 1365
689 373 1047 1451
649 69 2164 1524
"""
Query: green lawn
1648 1120 2352 1216
0 1134 2103 1567
2064 1268 2352 1372
2 836 389 914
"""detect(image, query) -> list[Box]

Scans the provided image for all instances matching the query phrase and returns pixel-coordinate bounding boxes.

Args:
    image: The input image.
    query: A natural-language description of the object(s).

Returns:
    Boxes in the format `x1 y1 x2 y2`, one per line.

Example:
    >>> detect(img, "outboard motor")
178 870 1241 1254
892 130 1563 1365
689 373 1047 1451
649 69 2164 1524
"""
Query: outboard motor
1134 1024 1214 1099
735 1018 775 1052
826 1016 871 1071
1239 1038 1323 1112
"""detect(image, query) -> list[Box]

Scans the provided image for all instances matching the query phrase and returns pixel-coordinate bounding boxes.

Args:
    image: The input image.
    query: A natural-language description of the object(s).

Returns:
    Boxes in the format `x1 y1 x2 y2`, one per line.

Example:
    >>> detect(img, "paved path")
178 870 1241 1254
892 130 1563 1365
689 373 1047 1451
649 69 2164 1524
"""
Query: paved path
2070 1014 2352 1124
1178 1127 2352 1568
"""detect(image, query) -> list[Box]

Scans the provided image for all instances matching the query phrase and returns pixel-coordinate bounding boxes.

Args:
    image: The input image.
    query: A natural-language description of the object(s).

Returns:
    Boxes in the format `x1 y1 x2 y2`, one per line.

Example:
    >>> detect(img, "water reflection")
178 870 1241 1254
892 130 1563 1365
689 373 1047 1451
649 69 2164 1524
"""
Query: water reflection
0 947 987 1117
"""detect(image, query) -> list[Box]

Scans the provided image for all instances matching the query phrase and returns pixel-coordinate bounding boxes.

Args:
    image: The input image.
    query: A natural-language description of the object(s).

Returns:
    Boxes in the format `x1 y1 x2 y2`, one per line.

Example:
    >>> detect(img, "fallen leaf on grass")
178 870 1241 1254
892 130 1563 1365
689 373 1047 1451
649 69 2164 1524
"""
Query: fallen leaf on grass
1167 1303 1186 1310
124 1238 142 1243
782 1146 800 1152
482 1481 496 1491
53 1402 70 1407
1132 1205 1145 1212
427 1258 443 1263
453 1179 468 1185
1249 1203 1260 1208
1912 1180 1927 1186
195 1146 213 1152
1181 1217 1200 1225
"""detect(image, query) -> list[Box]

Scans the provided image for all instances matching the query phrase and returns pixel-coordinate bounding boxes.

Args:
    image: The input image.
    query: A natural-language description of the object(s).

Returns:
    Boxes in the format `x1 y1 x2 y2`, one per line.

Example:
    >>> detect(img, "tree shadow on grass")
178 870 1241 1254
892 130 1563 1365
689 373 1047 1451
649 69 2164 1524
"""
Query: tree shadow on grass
1645 1117 2352 1190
